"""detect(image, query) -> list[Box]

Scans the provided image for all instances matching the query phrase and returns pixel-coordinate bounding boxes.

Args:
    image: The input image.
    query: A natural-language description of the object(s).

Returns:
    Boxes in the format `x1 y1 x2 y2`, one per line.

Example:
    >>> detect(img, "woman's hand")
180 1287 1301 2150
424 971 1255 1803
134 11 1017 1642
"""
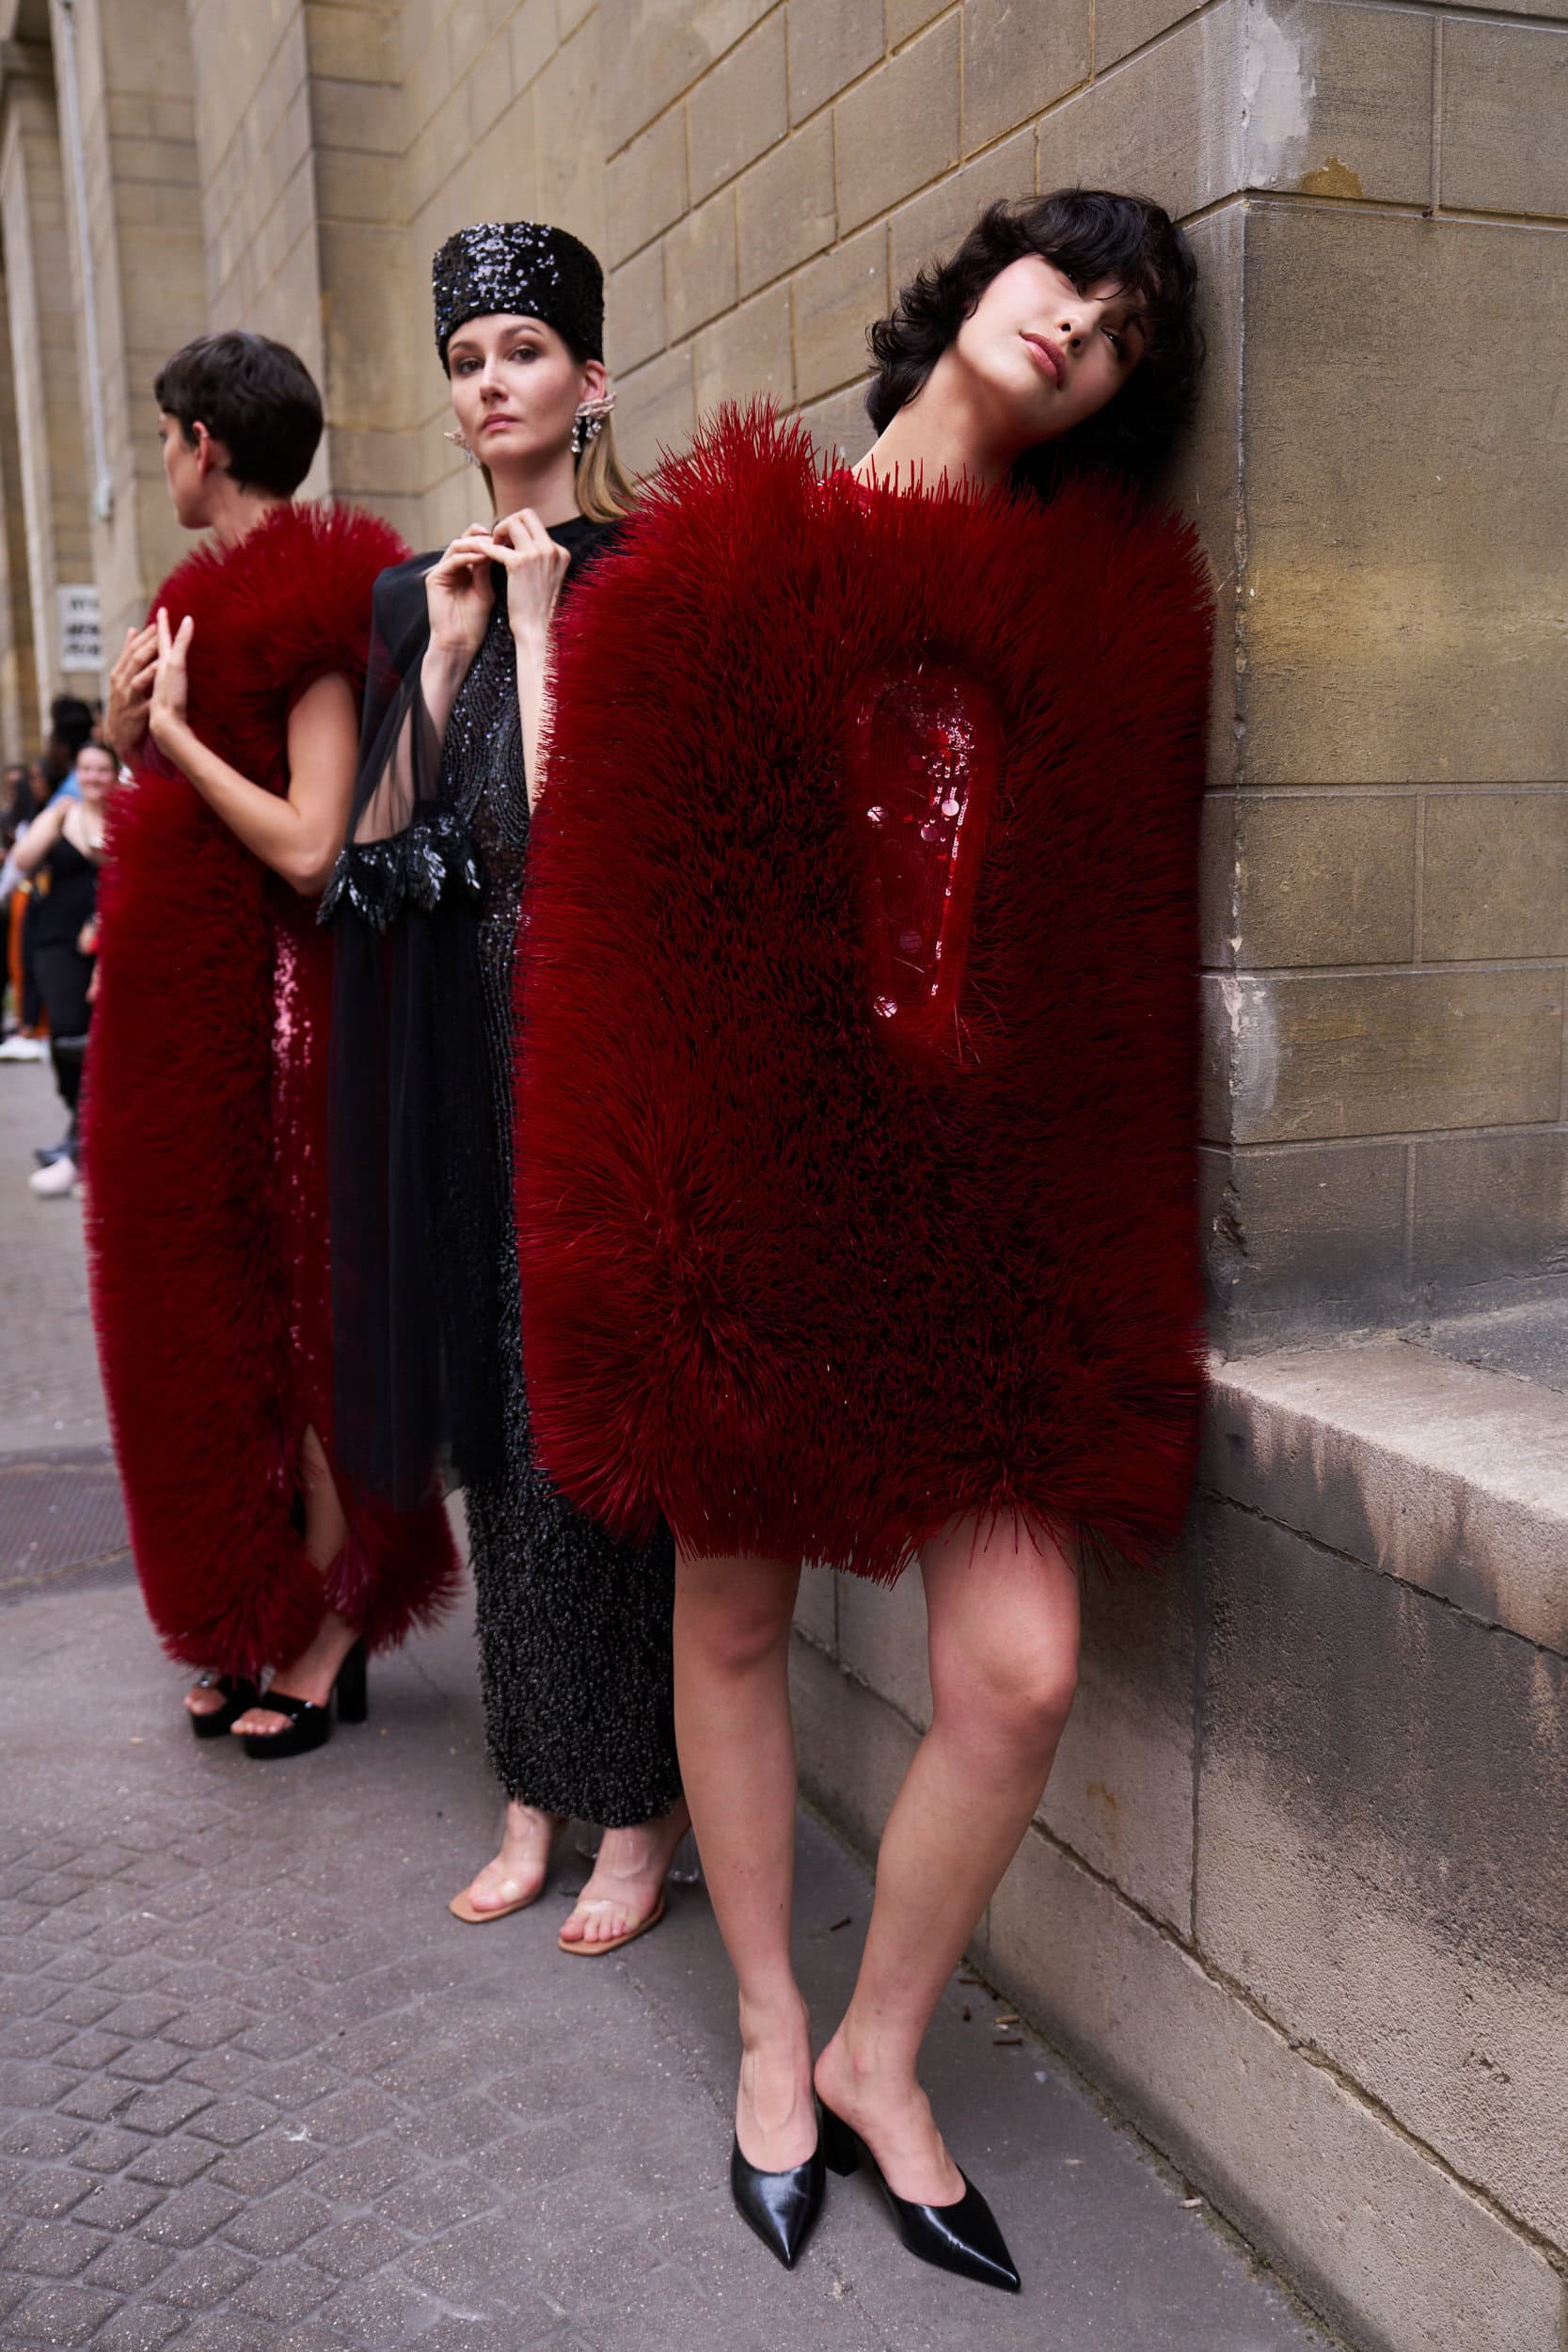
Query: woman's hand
425 526 497 660
106 621 158 764
77 916 98 958
148 607 195 755
491 509 570 650
9 793 65 879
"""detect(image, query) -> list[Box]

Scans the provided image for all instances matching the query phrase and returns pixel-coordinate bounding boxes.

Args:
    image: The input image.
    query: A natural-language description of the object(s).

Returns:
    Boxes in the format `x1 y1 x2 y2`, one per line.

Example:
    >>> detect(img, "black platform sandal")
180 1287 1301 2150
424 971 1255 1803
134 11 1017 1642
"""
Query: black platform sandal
819 2102 1021 2293
187 1675 260 1740
241 1641 368 1761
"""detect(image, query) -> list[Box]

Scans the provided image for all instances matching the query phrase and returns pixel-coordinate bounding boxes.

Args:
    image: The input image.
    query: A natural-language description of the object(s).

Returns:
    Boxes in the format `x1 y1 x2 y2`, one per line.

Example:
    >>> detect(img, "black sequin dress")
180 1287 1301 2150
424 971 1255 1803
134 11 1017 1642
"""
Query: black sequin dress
324 518 679 1825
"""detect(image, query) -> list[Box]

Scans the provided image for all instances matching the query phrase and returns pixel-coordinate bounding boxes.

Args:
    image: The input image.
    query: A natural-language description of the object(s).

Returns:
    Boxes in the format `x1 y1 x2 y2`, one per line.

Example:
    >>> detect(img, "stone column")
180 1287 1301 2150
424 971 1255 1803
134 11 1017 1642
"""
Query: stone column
46 0 206 649
1034 0 1568 1351
0 37 96 705
0 252 39 756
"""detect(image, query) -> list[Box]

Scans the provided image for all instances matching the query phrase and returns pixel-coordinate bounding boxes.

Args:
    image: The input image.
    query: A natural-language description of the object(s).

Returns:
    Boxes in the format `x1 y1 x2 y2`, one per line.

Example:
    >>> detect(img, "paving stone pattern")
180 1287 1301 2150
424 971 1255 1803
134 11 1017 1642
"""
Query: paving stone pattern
0 1061 1334 2352
0 1061 108 1458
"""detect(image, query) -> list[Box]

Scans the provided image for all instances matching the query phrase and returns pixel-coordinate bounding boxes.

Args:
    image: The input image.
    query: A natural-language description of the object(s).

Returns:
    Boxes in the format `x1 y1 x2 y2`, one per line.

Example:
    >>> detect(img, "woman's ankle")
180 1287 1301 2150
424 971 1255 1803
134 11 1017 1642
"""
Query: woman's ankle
266 1614 360 1706
502 1801 565 1844
816 2022 921 2108
737 1986 811 2057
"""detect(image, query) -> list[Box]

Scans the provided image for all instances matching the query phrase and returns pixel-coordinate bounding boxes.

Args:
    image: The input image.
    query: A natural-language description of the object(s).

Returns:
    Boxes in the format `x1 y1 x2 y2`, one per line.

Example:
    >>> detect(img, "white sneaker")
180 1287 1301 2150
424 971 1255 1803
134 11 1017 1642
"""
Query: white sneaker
0 1034 46 1061
28 1154 77 1197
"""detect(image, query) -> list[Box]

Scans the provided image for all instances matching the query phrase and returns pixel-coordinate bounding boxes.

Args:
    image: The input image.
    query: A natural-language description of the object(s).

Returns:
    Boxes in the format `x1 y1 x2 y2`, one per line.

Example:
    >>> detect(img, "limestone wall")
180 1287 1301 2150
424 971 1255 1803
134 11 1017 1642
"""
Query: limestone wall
48 0 205 648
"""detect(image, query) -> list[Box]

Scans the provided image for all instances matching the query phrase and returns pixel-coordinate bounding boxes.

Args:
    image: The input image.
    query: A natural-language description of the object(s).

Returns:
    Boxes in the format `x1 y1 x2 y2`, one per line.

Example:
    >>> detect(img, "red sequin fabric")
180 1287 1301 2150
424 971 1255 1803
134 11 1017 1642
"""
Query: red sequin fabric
848 660 1001 1054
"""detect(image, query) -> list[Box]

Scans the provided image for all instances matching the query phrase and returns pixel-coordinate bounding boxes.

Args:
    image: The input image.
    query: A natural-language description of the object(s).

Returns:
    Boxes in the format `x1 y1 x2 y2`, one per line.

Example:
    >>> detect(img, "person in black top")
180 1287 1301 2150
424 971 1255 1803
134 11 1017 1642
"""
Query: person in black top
13 738 113 1193
325 223 688 1951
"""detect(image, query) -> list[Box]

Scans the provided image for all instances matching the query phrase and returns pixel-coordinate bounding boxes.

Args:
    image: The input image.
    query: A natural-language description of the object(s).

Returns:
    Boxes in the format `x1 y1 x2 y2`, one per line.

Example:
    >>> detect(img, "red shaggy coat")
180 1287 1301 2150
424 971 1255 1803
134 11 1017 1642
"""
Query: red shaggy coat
84 502 458 1675
515 408 1213 1582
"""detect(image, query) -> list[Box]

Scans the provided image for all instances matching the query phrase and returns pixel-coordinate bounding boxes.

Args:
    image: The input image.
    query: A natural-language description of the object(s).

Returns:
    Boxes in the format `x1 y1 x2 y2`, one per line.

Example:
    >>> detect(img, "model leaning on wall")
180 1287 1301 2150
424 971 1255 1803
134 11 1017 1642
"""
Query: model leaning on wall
515 190 1211 2288
88 331 459 1754
323 223 689 1953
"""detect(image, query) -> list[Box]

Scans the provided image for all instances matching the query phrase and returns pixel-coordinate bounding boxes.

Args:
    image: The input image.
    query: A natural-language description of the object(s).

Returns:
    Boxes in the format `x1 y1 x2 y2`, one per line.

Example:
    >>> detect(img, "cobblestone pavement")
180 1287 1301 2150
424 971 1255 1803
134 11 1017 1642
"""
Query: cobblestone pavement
0 1057 1333 2352
0 1063 107 1460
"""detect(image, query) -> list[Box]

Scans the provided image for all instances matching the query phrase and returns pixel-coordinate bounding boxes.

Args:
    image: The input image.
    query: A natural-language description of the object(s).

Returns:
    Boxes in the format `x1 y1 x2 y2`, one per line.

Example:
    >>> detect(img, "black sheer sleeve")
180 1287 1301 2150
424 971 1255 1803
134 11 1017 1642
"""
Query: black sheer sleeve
319 559 482 931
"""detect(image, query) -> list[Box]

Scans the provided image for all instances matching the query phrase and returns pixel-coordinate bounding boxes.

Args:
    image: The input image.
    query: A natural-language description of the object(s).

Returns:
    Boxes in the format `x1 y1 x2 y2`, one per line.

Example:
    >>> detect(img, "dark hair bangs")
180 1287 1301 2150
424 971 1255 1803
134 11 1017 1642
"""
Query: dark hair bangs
866 189 1203 497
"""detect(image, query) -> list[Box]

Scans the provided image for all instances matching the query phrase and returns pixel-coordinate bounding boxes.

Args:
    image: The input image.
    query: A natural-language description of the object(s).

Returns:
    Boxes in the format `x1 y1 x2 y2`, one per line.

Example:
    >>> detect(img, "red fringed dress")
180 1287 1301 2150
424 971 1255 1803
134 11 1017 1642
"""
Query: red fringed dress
516 408 1213 1582
84 501 459 1675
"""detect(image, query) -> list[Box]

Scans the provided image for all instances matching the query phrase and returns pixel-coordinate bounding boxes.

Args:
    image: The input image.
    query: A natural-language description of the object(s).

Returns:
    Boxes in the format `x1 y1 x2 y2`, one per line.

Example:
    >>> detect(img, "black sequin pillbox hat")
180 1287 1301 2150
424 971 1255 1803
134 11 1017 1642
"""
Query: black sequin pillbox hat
433 221 605 367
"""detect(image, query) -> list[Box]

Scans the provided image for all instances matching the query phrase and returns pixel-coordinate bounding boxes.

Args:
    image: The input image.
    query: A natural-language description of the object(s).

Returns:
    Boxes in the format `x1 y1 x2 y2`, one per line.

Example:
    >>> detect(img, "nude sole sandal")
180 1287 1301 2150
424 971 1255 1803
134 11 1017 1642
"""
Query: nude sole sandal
557 1892 667 1957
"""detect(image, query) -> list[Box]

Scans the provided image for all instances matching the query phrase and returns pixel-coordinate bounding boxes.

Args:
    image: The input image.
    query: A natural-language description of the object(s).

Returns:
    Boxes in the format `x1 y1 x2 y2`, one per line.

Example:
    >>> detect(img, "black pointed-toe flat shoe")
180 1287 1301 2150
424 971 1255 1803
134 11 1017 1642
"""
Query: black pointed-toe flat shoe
240 1642 368 1761
187 1675 260 1740
819 2101 1021 2293
730 2106 827 2270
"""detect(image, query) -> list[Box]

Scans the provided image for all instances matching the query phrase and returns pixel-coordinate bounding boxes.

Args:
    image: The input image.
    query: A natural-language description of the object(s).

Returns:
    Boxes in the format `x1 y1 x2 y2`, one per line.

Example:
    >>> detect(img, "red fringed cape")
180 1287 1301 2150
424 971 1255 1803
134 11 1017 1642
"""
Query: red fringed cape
84 502 459 1674
516 408 1212 1581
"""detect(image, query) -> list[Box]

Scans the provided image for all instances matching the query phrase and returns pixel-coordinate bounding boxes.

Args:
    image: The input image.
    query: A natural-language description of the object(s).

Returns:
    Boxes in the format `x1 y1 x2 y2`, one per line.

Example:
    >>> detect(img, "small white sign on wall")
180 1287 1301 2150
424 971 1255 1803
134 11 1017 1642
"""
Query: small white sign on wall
58 583 102 672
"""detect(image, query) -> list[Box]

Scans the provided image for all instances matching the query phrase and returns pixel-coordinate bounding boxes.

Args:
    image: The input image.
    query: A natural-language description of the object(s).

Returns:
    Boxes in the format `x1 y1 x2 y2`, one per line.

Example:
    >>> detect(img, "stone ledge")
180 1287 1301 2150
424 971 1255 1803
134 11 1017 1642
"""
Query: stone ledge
983 1820 1565 2352
1204 1341 1568 1652
794 1644 1567 2352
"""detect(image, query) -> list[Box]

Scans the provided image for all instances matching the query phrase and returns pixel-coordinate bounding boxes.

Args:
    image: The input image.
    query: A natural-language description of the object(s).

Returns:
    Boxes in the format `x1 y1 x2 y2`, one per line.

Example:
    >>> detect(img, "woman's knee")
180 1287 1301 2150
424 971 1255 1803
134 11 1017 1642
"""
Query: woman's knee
674 1554 798 1677
929 1621 1080 1758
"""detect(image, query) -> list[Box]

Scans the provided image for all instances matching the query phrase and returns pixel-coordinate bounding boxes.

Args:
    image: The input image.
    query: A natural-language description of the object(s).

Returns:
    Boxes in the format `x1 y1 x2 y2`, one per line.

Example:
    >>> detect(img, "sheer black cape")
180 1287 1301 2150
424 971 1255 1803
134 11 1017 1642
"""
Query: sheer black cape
322 520 618 1508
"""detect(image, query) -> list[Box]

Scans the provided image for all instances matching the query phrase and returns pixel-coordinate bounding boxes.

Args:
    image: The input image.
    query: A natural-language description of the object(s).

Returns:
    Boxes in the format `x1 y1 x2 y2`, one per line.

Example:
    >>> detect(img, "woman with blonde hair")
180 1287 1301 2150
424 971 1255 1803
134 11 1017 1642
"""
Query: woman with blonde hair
325 223 689 1950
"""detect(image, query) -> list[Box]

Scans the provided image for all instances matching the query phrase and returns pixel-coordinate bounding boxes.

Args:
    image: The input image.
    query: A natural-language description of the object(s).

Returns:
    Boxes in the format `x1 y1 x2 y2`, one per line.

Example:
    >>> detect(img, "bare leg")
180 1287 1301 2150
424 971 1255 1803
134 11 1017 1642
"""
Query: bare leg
674 1549 815 2169
560 1796 693 1947
232 1427 361 1736
815 1515 1080 2201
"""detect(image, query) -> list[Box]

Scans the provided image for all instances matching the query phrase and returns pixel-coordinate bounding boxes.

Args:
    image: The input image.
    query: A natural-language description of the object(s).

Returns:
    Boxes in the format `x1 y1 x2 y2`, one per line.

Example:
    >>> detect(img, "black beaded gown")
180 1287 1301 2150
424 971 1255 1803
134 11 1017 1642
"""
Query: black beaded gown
324 518 680 1825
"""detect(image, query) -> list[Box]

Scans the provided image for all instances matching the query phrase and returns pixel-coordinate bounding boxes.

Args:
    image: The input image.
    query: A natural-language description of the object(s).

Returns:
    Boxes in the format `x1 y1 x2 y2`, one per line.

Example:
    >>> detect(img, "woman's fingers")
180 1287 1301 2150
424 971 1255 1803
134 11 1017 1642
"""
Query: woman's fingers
155 605 172 658
431 531 497 582
492 507 553 551
112 622 155 671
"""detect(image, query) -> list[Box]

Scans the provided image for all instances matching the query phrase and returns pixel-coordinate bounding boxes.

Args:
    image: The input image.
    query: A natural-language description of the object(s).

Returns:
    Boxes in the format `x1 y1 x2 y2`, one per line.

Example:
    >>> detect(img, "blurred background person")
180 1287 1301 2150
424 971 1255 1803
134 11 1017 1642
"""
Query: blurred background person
8 738 111 1193
0 755 53 1058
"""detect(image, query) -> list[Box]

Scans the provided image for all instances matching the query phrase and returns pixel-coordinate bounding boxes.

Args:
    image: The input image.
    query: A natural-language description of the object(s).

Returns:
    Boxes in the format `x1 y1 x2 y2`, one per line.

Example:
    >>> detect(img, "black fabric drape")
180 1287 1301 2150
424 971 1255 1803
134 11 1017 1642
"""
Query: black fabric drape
322 526 614 1511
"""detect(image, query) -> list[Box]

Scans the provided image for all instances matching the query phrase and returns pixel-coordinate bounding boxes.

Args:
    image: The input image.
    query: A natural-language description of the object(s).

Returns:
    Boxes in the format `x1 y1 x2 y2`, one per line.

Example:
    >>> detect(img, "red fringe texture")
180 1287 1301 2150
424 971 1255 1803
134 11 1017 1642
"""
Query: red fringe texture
83 501 459 1675
515 407 1214 1584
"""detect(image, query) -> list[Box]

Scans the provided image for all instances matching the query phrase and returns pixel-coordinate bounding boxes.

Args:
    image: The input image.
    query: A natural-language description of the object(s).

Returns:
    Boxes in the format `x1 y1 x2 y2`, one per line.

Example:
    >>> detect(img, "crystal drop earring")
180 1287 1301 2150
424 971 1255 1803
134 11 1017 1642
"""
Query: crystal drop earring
444 429 481 469
571 392 616 457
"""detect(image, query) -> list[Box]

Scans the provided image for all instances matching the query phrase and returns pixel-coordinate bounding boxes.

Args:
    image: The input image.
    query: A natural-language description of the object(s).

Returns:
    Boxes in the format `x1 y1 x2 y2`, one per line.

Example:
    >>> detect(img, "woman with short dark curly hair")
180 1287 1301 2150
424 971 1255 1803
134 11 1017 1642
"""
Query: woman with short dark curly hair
518 187 1211 2291
867 190 1202 493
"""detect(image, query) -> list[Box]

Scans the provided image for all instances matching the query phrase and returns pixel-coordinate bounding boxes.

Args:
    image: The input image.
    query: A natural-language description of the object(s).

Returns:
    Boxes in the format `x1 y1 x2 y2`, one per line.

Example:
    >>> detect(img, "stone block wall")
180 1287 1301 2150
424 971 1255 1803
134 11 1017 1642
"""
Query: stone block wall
183 0 330 499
